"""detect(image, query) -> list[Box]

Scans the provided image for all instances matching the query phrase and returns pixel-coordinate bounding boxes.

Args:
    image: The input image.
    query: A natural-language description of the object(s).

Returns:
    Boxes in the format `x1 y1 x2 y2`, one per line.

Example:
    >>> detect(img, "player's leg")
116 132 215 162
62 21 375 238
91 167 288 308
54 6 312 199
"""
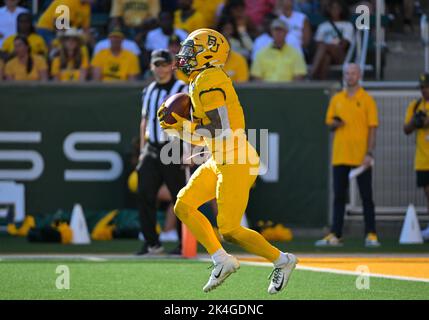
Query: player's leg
215 162 297 294
174 160 240 292
174 160 222 255
215 163 281 261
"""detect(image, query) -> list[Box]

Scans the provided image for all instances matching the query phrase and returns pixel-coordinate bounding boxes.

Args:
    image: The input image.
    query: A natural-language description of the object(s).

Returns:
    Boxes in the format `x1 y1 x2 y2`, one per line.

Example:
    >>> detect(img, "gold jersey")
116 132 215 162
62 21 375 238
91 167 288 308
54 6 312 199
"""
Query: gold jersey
188 67 253 164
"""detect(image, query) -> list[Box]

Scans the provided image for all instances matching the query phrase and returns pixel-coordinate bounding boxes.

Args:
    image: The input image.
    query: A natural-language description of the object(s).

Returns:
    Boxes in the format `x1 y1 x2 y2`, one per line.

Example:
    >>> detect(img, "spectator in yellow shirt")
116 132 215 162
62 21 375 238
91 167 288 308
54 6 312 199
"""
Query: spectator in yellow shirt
91 29 141 81
251 18 306 82
174 0 207 33
404 73 429 240
36 0 93 45
223 50 249 82
2 13 47 59
4 36 48 81
192 0 224 28
316 63 379 248
51 28 88 82
110 0 160 30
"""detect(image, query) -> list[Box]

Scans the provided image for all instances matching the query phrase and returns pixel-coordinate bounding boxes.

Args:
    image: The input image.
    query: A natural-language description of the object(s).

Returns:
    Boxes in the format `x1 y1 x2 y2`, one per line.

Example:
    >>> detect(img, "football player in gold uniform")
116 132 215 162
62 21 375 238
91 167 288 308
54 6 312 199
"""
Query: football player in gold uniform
159 28 297 294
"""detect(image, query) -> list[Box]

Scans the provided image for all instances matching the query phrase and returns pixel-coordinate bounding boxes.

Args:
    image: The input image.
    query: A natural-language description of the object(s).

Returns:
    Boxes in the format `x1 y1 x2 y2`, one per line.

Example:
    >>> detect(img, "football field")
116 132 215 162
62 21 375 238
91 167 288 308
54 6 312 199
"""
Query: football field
1 256 428 300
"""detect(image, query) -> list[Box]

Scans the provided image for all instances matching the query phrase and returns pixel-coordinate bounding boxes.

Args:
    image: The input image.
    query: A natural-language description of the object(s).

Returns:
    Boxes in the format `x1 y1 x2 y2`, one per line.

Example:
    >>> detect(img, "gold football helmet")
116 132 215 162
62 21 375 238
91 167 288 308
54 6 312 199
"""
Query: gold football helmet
176 28 230 75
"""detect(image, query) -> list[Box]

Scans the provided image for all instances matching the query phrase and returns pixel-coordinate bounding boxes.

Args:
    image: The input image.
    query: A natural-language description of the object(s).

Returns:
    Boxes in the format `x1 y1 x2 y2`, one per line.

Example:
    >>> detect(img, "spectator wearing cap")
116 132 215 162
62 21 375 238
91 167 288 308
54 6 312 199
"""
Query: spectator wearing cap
251 18 306 82
36 0 94 46
404 73 429 241
251 12 303 62
311 0 354 79
2 12 47 60
51 28 88 82
91 28 141 81
145 11 188 52
110 0 160 34
276 0 312 54
0 0 28 48
4 35 48 81
174 0 207 33
316 63 379 247
136 49 188 255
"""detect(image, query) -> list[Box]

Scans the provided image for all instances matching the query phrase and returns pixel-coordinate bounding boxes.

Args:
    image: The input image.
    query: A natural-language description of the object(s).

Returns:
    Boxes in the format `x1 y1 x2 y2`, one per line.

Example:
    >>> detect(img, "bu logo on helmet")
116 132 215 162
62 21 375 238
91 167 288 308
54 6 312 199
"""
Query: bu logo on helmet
207 35 219 52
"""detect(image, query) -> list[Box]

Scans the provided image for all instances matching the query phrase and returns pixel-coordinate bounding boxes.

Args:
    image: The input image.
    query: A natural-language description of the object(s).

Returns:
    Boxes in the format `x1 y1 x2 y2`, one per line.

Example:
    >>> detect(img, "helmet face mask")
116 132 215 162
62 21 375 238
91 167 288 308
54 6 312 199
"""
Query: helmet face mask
176 39 197 75
175 29 229 76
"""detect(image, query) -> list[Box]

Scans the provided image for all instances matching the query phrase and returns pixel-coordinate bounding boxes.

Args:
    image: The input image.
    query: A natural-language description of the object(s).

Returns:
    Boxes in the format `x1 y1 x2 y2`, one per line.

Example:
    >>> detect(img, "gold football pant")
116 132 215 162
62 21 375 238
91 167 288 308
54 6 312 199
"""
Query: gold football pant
174 143 281 262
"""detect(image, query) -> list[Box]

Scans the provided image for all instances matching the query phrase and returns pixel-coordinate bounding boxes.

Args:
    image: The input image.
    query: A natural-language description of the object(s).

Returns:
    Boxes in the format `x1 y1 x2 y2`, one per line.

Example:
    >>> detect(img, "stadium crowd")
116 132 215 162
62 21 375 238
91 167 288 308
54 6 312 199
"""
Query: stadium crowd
0 0 420 83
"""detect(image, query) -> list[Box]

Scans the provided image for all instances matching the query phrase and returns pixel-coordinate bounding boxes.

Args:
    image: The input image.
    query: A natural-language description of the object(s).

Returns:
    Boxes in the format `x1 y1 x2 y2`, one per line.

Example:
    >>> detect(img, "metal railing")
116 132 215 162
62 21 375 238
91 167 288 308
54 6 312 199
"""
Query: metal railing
345 88 428 221
421 14 429 73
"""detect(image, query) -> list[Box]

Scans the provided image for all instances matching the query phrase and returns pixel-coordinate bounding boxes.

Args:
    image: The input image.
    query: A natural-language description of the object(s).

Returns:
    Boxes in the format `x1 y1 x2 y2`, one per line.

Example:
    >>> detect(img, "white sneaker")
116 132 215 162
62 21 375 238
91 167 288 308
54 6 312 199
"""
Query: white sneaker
203 255 240 293
268 253 298 295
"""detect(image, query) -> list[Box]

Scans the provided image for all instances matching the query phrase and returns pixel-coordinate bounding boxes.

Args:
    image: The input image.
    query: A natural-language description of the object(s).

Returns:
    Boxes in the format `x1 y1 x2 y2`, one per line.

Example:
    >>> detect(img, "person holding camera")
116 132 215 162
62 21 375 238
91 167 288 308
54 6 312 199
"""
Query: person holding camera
404 73 429 241
316 63 380 247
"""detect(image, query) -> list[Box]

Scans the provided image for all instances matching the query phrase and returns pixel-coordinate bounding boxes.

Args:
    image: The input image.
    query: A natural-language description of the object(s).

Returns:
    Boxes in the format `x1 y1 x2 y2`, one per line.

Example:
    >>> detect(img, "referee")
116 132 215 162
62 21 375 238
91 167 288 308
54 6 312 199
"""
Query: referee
136 49 188 255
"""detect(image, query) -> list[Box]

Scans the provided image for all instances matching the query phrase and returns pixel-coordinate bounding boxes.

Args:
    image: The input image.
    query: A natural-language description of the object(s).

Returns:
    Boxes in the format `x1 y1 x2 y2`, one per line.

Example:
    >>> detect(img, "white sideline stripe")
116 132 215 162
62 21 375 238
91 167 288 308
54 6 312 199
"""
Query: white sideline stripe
82 257 107 262
199 258 429 284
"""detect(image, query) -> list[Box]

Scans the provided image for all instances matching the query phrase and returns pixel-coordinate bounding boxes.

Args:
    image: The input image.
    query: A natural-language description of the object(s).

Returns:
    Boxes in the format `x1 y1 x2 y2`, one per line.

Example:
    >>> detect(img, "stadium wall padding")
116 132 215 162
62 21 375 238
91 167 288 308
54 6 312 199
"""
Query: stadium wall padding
0 83 332 228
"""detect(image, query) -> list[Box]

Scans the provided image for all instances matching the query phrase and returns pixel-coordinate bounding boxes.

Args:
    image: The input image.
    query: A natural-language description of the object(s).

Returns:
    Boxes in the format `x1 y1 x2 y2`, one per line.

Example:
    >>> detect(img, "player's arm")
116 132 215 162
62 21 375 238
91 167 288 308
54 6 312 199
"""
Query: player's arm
194 107 230 138
194 90 230 138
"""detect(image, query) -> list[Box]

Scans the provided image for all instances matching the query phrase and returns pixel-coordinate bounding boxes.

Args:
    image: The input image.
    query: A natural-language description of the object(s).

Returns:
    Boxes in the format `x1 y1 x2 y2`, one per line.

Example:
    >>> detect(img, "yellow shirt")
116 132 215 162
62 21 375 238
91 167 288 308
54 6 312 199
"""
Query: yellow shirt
37 0 91 31
223 50 249 83
192 0 224 28
404 99 429 170
174 9 207 33
51 54 88 81
2 33 48 56
91 49 140 81
326 87 379 166
251 44 307 82
5 55 48 81
110 0 160 28
189 67 250 163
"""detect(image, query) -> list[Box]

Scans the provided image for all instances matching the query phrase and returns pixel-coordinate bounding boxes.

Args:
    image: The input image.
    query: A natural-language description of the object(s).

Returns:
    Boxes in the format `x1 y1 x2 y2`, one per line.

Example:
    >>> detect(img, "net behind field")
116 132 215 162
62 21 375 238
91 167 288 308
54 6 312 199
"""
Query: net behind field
346 90 427 219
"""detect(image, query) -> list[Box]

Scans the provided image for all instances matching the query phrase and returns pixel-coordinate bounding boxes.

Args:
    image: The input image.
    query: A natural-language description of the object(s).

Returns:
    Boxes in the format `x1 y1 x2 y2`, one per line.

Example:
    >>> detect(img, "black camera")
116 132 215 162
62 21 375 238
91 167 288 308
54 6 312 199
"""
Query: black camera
413 111 427 128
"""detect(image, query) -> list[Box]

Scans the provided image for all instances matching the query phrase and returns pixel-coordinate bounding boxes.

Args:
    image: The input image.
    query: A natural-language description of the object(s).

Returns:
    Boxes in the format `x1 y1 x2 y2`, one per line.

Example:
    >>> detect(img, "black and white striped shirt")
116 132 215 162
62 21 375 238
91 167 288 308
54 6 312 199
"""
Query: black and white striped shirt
141 78 188 145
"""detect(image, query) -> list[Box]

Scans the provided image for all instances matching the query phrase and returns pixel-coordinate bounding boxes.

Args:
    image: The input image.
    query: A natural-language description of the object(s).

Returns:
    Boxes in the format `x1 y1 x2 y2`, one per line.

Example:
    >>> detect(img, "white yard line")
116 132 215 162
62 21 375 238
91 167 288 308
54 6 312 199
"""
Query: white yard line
82 256 107 262
199 258 429 284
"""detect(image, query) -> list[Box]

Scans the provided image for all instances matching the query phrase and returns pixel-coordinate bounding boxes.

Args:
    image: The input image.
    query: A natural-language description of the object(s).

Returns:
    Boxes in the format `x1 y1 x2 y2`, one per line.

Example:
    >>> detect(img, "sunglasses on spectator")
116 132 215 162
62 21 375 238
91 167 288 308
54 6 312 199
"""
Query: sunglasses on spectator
154 61 171 67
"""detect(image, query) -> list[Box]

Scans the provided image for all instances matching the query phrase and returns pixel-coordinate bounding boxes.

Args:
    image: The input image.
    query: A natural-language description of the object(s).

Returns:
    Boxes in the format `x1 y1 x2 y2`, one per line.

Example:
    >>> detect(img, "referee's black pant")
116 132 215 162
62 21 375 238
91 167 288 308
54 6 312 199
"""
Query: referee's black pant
137 142 186 247
331 165 376 238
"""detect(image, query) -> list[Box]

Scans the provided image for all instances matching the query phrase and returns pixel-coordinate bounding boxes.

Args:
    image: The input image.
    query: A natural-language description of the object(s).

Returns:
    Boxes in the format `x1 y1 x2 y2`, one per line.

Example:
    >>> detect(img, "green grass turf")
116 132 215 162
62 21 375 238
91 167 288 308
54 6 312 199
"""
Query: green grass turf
1 233 429 254
0 259 428 300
